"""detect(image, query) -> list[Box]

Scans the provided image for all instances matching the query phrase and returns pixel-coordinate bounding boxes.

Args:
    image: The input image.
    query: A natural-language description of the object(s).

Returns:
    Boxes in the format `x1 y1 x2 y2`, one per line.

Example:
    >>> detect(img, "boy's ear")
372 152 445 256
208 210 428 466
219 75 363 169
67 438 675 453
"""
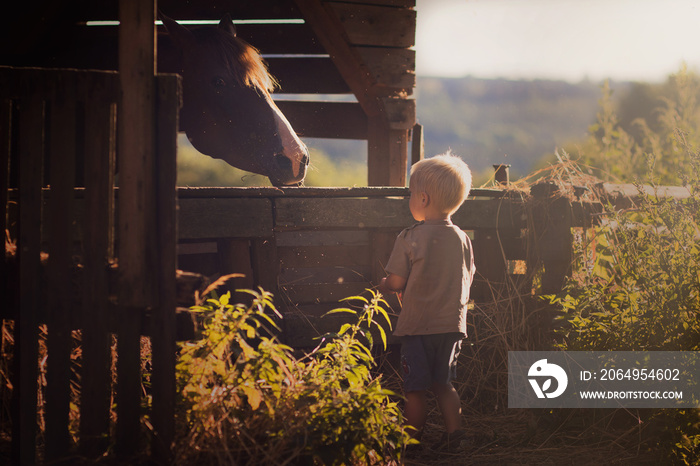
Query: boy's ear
421 192 430 206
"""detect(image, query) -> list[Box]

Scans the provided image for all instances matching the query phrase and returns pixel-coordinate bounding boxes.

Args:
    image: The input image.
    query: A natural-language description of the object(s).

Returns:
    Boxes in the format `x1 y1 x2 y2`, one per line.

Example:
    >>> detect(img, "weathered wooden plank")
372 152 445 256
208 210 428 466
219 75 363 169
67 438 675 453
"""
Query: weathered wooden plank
328 2 416 48
117 0 156 458
279 265 372 286
0 91 10 314
176 186 505 199
268 57 350 94
251 237 280 299
528 185 573 294
275 197 411 229
276 229 369 247
158 0 304 20
357 47 415 93
217 238 256 299
270 49 414 95
452 199 527 230
472 230 507 299
368 121 409 186
280 282 370 304
236 24 324 54
163 23 327 56
178 198 273 239
14 73 44 466
60 0 305 21
150 73 180 464
80 72 116 458
278 244 370 268
370 230 398 284
118 0 157 307
384 98 416 130
411 123 424 166
275 100 367 139
45 71 77 463
275 197 526 230
294 0 384 119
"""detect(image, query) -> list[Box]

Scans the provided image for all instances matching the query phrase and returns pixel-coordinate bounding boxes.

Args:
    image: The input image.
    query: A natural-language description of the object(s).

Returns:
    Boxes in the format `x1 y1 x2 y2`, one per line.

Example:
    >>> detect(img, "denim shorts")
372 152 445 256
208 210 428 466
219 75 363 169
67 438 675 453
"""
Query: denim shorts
400 333 463 392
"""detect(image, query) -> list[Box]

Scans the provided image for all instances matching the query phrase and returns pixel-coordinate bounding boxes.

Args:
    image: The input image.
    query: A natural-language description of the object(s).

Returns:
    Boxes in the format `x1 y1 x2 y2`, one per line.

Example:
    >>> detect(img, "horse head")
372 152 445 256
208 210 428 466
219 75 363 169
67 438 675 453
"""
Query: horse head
160 14 309 186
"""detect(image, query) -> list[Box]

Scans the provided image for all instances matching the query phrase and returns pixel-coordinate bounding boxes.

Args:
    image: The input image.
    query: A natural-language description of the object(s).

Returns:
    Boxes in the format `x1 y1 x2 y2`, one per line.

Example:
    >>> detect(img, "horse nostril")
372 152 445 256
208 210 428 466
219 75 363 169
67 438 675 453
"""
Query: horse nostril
301 152 310 167
274 153 293 172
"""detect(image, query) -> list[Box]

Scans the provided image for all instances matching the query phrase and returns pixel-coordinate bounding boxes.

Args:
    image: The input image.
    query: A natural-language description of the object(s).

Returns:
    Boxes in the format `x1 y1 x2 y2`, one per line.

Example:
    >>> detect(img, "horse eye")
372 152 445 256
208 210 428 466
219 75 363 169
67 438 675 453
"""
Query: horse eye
212 77 226 88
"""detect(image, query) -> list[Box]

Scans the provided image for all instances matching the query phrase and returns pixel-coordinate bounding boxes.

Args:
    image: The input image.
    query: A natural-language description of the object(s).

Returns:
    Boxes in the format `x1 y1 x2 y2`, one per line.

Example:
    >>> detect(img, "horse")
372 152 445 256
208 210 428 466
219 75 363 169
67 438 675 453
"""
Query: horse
159 14 309 187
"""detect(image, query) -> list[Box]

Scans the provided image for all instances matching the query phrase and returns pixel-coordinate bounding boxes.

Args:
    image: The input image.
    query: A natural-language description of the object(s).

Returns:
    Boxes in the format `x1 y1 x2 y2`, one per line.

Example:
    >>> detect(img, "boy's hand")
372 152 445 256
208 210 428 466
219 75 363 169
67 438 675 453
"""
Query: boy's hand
379 274 407 294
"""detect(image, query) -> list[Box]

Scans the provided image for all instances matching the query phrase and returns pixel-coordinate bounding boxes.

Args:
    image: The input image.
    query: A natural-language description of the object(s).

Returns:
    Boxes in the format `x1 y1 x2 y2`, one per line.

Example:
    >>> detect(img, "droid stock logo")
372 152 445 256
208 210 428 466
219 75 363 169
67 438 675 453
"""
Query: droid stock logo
528 359 568 399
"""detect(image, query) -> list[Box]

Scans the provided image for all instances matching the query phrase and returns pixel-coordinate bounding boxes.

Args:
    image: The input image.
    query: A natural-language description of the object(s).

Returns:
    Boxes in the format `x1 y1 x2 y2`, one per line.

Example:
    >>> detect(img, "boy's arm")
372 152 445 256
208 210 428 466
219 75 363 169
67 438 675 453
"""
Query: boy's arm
379 273 407 294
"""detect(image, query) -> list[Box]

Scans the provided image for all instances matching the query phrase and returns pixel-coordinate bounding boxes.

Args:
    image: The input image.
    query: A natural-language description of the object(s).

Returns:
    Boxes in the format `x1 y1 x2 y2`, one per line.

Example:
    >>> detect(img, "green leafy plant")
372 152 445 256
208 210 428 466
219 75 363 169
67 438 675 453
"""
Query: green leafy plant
174 287 411 465
545 67 700 464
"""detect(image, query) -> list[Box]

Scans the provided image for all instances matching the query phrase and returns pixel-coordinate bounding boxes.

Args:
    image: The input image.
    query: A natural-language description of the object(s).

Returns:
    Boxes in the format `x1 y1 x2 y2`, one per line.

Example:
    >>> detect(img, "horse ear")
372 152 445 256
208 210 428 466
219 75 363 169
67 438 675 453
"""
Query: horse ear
160 12 197 49
218 13 237 37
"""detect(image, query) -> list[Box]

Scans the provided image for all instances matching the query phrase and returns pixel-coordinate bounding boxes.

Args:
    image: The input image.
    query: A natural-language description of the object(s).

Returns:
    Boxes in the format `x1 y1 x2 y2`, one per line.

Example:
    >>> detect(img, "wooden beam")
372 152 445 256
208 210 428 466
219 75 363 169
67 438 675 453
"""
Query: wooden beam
14 72 44 466
411 123 424 166
368 118 408 186
274 100 367 139
117 0 155 459
80 72 116 459
268 57 350 94
45 71 77 463
150 73 180 465
293 0 384 118
328 2 416 48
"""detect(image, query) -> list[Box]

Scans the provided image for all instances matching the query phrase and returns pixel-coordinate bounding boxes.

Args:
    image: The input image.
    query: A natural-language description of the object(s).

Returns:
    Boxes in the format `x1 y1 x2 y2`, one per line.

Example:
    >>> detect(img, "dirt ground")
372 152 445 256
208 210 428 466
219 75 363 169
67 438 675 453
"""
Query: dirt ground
402 405 662 465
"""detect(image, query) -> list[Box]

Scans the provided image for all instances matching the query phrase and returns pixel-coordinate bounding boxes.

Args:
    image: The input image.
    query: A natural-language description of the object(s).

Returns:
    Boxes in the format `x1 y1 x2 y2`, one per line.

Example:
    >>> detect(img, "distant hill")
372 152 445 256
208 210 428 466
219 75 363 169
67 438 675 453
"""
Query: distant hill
303 77 626 183
415 76 614 177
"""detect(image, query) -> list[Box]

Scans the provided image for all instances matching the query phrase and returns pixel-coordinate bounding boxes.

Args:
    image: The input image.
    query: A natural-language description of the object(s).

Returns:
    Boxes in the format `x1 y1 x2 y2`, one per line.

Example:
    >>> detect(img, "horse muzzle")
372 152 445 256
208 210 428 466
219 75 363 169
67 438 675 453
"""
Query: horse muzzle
269 150 309 187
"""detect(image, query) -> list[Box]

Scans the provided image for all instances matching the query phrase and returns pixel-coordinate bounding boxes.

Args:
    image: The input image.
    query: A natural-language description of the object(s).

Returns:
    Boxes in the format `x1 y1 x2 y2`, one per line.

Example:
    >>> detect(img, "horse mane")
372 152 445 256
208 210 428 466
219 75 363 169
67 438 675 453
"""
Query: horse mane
193 27 278 94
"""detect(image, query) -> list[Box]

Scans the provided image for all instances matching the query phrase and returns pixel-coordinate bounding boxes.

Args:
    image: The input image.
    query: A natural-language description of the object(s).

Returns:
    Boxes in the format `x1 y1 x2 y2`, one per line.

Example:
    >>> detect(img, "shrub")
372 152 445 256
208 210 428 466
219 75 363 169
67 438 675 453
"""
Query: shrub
546 68 700 464
174 287 411 465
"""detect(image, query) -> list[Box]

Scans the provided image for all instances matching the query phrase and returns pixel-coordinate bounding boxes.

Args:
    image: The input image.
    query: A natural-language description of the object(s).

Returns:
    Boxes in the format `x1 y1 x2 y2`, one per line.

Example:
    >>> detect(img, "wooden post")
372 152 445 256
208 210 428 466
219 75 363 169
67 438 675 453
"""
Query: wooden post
529 183 573 295
117 0 156 458
45 72 77 462
80 73 117 458
368 119 408 186
151 73 180 464
472 229 507 302
217 238 255 303
411 123 424 167
13 73 44 466
0 90 10 319
493 164 510 185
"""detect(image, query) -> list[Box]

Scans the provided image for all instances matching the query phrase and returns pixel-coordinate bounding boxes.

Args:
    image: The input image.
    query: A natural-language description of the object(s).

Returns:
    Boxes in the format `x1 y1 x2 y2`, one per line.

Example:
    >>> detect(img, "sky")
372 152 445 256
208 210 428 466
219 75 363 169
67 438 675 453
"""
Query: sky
415 0 700 83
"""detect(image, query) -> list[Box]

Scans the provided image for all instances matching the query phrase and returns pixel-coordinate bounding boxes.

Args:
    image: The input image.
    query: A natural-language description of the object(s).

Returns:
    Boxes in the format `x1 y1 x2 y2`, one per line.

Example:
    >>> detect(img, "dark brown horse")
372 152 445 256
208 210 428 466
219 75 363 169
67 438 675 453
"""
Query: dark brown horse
160 14 309 187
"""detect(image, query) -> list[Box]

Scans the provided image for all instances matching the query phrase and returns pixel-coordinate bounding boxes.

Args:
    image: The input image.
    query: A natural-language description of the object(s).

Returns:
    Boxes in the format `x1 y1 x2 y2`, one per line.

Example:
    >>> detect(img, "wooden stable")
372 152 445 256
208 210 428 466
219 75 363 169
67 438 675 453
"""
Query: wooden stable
2 0 419 186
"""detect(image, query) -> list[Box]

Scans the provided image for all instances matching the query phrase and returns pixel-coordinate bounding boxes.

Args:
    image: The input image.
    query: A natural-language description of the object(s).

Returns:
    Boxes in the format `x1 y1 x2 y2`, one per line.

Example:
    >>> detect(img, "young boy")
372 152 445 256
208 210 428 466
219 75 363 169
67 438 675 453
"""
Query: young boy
379 152 475 451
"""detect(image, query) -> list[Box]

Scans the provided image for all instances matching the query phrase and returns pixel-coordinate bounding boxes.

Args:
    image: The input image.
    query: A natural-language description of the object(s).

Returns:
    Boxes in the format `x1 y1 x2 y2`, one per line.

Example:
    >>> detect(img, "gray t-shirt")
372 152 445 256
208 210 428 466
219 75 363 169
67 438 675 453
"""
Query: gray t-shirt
385 219 475 337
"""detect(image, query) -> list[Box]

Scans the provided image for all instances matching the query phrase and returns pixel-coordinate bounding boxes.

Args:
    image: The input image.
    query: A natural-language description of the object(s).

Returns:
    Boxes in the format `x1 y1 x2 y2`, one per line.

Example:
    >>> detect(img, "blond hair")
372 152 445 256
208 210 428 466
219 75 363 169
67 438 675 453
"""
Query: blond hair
410 151 472 214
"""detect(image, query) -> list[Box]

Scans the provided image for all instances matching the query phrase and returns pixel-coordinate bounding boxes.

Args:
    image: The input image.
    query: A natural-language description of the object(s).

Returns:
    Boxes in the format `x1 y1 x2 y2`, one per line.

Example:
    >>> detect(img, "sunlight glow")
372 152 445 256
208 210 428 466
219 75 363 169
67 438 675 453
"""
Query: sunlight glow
416 0 700 82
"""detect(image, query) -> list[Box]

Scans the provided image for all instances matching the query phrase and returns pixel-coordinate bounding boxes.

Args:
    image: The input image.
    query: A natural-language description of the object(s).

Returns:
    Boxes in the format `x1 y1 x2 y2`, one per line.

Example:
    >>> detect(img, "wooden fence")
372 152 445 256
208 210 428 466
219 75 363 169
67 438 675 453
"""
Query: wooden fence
0 66 180 464
174 184 589 347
